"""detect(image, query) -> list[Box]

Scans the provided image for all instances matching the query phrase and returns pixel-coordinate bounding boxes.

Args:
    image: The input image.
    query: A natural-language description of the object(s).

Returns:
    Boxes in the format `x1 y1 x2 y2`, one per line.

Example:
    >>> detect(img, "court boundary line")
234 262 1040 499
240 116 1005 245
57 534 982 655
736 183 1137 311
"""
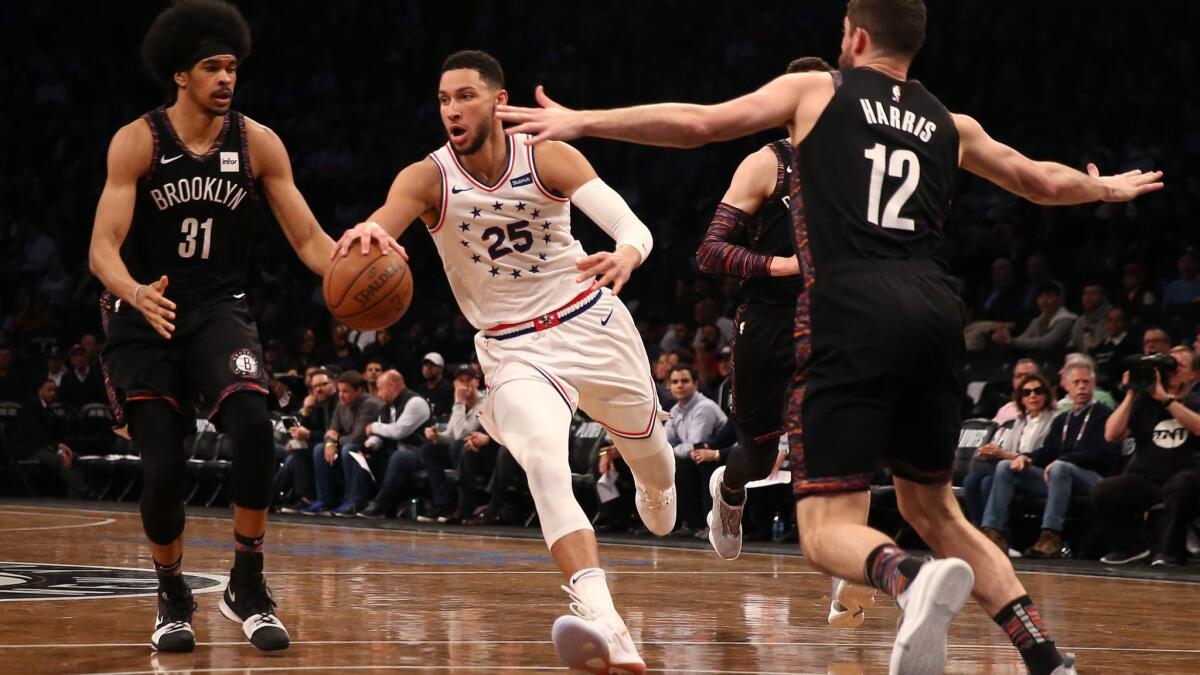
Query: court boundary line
0 509 116 532
5 503 1198 587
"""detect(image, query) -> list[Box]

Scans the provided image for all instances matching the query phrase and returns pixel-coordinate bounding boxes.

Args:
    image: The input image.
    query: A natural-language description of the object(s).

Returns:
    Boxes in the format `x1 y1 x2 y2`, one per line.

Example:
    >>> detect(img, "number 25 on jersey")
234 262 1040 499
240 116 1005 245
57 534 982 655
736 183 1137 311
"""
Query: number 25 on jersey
864 144 920 231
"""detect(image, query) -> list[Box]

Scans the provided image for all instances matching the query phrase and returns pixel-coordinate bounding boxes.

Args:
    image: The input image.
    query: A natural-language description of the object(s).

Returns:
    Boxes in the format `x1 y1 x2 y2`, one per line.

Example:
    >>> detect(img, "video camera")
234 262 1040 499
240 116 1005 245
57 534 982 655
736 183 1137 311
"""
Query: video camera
1121 353 1177 393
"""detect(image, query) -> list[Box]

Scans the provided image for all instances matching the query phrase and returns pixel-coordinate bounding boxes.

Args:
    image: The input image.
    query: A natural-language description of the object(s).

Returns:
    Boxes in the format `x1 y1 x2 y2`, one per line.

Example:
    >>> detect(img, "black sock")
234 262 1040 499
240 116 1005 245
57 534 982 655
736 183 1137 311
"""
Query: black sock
154 555 186 594
863 543 927 597
232 531 264 584
993 595 1063 675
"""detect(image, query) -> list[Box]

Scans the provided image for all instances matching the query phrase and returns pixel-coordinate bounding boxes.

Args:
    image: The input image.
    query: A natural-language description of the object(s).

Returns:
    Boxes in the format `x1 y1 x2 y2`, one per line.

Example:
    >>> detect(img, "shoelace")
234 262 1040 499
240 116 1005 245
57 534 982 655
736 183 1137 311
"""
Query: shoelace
636 484 675 511
560 585 601 622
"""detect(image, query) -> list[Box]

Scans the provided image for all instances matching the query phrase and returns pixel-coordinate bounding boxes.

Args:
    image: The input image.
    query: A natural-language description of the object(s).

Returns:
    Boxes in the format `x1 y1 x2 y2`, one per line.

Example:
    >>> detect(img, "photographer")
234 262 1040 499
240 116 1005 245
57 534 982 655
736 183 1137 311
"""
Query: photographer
1092 347 1200 566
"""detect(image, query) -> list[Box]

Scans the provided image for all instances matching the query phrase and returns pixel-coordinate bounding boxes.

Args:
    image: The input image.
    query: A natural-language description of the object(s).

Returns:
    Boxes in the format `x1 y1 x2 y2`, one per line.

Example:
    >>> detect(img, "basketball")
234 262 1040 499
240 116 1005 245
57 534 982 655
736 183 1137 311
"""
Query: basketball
322 248 413 331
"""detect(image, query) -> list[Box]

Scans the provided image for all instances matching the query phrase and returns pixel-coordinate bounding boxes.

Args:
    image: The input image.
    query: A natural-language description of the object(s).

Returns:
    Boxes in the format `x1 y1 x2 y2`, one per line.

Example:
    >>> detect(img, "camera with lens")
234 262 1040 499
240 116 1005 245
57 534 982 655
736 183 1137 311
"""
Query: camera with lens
1121 353 1178 393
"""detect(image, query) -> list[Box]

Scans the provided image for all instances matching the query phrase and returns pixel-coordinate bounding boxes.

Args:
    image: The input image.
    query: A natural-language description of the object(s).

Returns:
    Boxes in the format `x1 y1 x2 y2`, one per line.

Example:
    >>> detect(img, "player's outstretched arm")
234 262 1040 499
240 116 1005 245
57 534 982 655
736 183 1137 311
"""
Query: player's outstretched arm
955 114 1164 206
88 121 177 339
496 74 820 148
534 141 651 294
332 160 442 259
697 147 798 278
247 120 343 275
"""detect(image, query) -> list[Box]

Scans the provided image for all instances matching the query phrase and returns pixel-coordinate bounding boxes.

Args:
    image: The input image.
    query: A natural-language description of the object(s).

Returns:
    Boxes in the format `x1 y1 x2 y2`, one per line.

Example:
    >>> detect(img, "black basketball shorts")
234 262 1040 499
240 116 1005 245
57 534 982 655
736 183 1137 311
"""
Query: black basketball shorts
730 302 795 443
99 292 269 425
787 260 965 498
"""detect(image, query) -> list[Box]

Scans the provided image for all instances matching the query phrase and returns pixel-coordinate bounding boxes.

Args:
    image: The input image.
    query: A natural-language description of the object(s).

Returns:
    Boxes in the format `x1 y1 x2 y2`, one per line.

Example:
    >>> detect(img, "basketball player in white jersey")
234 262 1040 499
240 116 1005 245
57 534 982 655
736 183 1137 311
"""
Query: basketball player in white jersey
335 50 675 675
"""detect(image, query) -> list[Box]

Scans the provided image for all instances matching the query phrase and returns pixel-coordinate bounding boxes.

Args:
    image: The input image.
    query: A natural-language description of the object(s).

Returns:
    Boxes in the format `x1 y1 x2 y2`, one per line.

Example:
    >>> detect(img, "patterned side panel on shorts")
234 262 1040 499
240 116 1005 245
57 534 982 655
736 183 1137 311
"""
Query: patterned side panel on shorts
98 292 127 427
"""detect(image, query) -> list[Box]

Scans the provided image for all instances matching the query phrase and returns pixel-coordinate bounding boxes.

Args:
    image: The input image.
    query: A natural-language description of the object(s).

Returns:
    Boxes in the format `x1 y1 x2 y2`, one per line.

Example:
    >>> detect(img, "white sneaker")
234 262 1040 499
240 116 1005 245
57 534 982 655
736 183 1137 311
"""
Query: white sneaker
552 586 646 674
706 466 744 560
889 558 974 675
1051 652 1078 674
635 483 676 536
827 577 875 629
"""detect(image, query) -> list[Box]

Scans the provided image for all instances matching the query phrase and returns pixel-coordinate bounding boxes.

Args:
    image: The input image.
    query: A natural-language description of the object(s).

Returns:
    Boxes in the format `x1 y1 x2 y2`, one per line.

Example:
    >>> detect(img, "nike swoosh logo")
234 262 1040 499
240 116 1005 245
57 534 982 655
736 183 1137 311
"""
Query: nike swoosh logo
451 186 473 194
233 292 246 299
228 588 236 602
160 154 183 165
600 308 614 326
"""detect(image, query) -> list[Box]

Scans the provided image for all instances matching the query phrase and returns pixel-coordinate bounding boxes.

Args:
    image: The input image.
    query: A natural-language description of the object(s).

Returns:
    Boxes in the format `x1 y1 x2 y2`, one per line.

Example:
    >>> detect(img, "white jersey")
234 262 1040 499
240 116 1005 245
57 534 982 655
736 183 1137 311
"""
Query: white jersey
427 133 592 329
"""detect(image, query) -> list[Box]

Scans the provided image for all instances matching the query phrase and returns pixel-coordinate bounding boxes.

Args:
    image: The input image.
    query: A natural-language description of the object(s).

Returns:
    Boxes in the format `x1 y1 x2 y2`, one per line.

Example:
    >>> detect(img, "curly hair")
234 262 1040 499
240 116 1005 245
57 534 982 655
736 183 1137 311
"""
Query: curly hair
141 0 251 89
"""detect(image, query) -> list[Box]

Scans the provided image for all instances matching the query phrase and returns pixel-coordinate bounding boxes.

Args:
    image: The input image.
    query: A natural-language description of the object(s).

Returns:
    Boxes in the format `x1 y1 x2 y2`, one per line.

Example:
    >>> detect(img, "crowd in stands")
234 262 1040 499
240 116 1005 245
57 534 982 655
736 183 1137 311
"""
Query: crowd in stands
2 2 1199 567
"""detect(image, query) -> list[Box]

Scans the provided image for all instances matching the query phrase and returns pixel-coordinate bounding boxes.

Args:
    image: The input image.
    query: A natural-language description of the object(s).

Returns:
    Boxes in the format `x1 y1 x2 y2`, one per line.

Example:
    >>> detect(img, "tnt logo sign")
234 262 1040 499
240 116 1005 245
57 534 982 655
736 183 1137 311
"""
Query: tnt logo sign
1152 418 1190 449
220 151 240 172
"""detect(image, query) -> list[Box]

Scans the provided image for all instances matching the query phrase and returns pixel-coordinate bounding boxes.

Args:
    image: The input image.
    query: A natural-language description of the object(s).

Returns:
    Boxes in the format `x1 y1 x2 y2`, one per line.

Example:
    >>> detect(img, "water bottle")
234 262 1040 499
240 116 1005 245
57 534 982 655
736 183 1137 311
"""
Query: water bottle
771 512 785 543
410 498 420 520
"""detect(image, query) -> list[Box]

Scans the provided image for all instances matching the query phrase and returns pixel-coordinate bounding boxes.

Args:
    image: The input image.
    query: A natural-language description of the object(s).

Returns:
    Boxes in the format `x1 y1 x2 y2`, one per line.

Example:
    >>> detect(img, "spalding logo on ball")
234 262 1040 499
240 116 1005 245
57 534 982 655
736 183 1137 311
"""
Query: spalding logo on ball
323 248 414 331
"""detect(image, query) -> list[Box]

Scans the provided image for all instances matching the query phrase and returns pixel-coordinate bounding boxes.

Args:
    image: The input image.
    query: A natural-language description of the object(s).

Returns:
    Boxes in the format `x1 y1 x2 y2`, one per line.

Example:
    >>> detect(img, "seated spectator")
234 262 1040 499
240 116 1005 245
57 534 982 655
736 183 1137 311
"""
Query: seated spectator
964 372 1056 526
713 346 733 414
363 359 384 398
978 256 1023 324
12 380 91 497
693 298 735 351
992 283 1077 354
417 365 487 522
1018 253 1064 315
414 352 454 419
1069 282 1112 351
457 430 524 525
1093 346 1200 566
1142 326 1171 356
305 370 383 515
1090 307 1139 388
665 364 727 537
972 358 1041 423
363 327 417 383
42 347 67 386
1055 354 1116 412
1120 261 1158 316
1163 250 1200 307
321 324 364 374
57 343 107 407
277 368 337 512
355 370 433 518
692 324 723 393
981 361 1119 558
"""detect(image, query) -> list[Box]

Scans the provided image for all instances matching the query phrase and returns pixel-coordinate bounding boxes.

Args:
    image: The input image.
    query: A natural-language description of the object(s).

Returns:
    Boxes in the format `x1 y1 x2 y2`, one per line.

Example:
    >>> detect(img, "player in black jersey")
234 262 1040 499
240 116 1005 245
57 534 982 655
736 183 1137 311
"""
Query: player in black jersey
499 1 1163 673
87 0 383 654
696 53 878 632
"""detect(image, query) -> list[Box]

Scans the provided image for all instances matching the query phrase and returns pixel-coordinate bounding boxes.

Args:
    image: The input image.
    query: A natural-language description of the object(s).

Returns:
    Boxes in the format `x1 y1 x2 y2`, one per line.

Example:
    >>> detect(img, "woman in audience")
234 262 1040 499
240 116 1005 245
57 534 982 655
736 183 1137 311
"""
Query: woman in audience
964 373 1056 525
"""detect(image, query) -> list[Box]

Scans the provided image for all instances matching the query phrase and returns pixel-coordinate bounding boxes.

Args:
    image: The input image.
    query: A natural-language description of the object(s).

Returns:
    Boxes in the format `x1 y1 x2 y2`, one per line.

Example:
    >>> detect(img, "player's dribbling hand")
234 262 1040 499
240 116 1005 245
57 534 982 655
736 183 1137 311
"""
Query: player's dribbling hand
1088 163 1164 202
495 86 584 144
576 246 639 295
332 221 408 260
136 275 176 340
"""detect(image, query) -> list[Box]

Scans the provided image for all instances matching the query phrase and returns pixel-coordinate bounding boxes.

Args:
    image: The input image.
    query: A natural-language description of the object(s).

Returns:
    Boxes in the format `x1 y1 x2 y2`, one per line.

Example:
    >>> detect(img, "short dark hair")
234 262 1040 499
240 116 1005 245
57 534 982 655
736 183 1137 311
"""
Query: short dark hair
442 50 505 89
141 0 252 90
846 0 926 59
669 363 699 383
1012 373 1055 415
337 370 366 390
786 57 834 74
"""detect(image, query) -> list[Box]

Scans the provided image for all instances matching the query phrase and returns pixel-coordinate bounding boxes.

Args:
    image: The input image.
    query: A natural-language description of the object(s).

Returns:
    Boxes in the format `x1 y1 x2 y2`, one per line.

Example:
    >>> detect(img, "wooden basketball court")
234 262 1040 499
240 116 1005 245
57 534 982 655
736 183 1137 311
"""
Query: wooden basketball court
1 502 1196 674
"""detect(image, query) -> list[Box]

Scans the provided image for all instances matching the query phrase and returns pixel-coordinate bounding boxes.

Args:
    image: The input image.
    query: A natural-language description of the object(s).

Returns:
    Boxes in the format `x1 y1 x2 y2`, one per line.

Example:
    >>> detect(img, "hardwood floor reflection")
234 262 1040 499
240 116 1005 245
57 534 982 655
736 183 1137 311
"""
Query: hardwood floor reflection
0 504 1196 674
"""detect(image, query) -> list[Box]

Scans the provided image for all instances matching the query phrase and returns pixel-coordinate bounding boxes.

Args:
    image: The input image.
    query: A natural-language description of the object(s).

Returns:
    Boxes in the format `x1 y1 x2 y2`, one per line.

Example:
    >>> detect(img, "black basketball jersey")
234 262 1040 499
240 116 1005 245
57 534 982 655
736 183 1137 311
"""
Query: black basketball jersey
126 107 258 303
793 68 958 268
741 139 802 308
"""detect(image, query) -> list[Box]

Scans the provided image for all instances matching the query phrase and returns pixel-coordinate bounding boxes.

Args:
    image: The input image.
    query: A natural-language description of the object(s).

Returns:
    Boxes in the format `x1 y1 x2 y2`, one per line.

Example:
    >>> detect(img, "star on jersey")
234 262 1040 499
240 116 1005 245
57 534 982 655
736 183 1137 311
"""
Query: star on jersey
538 253 547 261
489 266 500 277
492 201 503 211
515 201 527 212
510 269 522 279
460 240 470 247
459 222 470 232
540 221 551 231
471 207 482 218
529 264 540 273
471 254 482 264
531 208 541 219
542 233 552 244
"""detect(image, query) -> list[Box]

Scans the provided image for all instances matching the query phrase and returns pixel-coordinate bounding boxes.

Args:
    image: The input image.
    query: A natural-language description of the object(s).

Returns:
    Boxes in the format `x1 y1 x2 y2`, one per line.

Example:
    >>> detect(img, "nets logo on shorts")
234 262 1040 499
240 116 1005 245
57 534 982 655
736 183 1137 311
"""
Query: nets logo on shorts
230 348 261 378
0 562 224 601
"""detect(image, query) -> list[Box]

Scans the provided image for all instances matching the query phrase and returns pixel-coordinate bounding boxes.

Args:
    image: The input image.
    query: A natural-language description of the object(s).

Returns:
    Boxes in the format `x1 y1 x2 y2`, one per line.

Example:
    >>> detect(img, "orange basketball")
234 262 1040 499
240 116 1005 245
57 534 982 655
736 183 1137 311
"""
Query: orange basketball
323 248 413 331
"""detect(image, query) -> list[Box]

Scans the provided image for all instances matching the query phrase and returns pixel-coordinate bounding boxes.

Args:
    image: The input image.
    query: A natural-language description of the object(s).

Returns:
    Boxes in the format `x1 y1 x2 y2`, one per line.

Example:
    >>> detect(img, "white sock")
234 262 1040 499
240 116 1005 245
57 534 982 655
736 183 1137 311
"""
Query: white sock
570 567 617 616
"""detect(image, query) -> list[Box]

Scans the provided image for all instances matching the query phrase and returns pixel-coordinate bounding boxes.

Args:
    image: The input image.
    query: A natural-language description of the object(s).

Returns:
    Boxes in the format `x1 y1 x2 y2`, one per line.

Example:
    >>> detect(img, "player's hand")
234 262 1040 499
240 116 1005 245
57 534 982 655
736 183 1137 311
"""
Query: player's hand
495 86 584 144
135 275 176 340
1088 163 1164 202
770 256 800 277
577 246 639 295
332 221 408 260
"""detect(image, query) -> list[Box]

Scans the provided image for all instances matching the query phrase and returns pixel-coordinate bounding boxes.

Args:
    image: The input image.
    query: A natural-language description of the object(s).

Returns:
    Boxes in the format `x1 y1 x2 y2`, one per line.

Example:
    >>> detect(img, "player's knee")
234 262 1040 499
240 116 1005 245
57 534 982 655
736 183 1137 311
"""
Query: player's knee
897 487 959 533
216 392 275 510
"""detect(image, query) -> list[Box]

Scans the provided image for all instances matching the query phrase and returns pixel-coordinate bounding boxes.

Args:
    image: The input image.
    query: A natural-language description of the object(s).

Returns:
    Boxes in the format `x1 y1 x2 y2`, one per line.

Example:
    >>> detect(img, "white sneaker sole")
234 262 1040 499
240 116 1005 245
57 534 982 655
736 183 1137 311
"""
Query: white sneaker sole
889 559 974 675
551 615 645 675
828 580 875 629
706 466 742 561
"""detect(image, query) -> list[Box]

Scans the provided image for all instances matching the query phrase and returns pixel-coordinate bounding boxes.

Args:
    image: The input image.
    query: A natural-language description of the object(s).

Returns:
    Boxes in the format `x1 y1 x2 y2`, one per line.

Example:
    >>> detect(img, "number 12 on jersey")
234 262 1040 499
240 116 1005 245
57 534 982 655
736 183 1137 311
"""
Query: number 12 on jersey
864 144 920 231
179 217 213 259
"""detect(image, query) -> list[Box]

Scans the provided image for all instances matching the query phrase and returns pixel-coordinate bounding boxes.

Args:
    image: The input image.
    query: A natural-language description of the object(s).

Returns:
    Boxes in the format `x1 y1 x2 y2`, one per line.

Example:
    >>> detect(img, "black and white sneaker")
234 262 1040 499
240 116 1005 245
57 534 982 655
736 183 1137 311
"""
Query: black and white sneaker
151 584 197 652
219 576 290 651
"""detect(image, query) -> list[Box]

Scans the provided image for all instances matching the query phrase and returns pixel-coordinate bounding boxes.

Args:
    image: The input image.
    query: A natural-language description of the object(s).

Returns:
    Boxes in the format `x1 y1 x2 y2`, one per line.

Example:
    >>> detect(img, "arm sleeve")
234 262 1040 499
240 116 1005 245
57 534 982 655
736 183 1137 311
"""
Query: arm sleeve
696 202 773 277
373 397 432 441
570 178 654 264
